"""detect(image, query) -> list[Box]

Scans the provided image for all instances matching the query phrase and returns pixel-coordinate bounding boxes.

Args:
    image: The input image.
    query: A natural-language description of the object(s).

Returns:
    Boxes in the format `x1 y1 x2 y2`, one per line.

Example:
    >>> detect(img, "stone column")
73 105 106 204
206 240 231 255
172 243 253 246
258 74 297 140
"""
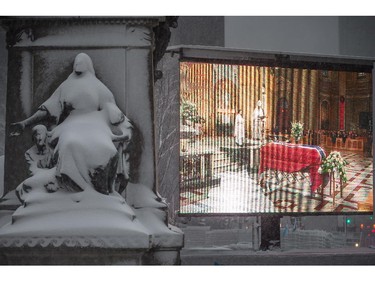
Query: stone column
292 68 300 124
154 50 181 222
308 70 319 130
338 71 347 130
299 69 309 125
286 68 293 128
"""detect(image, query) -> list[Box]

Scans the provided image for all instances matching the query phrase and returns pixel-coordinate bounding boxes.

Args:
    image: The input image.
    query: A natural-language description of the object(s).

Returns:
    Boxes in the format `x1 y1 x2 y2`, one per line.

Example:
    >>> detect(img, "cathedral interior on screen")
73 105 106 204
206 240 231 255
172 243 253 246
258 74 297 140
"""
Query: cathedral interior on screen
179 62 373 215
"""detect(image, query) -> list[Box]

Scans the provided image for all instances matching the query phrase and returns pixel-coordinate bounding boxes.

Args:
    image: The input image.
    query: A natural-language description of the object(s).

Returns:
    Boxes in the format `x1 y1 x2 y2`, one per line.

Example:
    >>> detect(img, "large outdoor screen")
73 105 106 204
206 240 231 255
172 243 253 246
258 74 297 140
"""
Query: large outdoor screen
179 61 373 215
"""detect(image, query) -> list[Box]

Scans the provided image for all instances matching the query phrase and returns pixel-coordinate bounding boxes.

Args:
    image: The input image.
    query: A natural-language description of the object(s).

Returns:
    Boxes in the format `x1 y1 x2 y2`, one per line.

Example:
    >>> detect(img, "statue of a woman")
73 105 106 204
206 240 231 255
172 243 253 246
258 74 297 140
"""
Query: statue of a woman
10 53 134 196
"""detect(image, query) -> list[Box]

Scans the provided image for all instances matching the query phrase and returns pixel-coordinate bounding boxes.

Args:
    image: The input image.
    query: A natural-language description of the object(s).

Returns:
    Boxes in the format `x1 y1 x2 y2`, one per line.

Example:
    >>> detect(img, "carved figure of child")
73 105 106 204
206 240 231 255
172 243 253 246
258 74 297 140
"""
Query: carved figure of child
16 125 57 203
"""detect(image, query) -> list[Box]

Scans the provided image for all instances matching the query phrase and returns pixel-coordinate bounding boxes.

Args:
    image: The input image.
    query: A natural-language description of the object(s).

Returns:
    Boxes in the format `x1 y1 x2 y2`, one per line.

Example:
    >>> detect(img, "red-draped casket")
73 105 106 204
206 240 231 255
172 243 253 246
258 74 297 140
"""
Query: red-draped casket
259 142 326 193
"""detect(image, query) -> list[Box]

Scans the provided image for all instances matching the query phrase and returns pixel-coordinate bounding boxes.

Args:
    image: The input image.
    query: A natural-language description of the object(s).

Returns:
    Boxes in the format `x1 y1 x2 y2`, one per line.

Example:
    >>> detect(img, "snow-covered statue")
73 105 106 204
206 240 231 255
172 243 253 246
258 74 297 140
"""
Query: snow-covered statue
252 100 266 140
10 53 134 199
24 124 54 173
15 124 56 202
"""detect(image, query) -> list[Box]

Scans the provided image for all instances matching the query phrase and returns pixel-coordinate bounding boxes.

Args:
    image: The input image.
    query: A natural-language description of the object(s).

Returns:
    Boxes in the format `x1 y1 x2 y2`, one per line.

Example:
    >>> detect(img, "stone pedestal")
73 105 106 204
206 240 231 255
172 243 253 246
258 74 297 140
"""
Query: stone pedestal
0 245 182 265
0 17 184 265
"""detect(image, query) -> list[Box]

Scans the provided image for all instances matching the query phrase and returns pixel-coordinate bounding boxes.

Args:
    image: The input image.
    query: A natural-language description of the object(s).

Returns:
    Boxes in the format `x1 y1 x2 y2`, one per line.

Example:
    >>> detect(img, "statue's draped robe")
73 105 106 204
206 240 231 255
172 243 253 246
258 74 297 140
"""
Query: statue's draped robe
40 54 130 194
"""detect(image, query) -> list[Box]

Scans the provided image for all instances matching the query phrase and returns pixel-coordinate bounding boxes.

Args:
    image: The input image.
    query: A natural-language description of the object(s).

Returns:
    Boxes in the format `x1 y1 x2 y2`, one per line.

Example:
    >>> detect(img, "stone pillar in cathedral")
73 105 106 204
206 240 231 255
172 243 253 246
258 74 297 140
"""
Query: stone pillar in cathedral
267 67 275 132
286 68 293 120
273 68 280 130
308 70 319 130
299 69 309 125
250 66 256 128
265 67 273 133
279 68 286 100
339 72 347 130
277 68 288 129
292 69 300 125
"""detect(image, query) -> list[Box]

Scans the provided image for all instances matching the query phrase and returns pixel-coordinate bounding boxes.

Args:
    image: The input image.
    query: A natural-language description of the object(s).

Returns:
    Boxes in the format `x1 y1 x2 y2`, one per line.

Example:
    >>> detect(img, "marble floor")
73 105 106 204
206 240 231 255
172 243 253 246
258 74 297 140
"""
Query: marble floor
179 138 373 215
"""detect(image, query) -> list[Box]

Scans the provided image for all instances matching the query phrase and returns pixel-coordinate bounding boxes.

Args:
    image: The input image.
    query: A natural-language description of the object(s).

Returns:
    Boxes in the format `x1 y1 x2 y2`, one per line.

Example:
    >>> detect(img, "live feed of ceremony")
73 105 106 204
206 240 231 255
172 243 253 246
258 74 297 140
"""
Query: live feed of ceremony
179 62 373 215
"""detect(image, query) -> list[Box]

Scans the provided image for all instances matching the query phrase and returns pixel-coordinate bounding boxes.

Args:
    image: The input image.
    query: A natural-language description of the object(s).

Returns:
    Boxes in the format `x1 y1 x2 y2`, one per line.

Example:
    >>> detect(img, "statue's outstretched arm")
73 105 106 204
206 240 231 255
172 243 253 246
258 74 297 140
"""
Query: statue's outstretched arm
10 110 48 137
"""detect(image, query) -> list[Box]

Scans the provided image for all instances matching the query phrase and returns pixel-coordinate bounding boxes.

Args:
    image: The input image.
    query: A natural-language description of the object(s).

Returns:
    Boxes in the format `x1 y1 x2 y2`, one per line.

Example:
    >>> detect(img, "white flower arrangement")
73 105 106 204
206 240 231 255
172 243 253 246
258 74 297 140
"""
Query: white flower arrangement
291 121 304 141
320 151 348 182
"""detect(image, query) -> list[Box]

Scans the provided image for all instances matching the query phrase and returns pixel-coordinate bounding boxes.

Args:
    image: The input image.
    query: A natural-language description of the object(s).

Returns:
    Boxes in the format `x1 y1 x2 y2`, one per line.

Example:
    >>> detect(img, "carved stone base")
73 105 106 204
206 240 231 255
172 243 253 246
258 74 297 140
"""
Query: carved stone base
0 244 182 265
0 186 184 265
0 231 183 265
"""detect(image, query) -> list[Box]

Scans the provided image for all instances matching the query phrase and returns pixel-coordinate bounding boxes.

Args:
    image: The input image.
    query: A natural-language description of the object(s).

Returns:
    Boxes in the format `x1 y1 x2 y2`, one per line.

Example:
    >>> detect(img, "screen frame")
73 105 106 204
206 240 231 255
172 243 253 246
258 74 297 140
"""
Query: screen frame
167 46 375 217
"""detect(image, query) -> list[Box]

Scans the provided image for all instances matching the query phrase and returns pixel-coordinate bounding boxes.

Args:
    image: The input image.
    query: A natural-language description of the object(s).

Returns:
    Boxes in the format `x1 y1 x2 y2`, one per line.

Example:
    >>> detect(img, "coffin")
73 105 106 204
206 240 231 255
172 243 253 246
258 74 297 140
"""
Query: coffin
259 142 326 193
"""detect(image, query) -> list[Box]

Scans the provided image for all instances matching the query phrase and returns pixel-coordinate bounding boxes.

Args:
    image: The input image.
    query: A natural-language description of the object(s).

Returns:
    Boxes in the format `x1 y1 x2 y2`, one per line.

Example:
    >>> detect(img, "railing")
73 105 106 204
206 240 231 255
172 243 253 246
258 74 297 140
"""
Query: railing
320 135 365 152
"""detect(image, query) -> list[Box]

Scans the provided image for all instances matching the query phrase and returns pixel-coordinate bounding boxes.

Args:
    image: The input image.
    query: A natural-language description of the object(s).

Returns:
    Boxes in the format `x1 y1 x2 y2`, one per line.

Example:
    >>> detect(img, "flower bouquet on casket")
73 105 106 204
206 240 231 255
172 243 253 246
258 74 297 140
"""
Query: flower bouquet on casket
291 121 304 142
319 151 348 183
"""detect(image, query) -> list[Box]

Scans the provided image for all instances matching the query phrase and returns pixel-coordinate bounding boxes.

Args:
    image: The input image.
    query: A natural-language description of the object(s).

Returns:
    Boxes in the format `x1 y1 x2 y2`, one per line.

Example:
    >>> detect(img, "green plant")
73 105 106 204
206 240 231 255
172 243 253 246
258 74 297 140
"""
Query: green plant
320 151 348 182
180 101 205 125
291 121 304 140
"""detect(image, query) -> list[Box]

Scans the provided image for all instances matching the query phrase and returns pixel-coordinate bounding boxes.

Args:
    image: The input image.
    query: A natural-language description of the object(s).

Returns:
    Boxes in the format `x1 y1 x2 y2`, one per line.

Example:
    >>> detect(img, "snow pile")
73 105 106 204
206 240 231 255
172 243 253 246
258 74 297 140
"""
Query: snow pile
126 183 167 209
0 183 183 249
0 187 145 236
0 190 20 208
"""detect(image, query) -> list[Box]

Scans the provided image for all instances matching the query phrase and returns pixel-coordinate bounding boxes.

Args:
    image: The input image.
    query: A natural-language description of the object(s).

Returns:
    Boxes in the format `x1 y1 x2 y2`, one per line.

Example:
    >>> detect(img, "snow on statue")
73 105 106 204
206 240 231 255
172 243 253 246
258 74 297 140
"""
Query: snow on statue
10 53 135 200
0 52 182 255
15 124 57 202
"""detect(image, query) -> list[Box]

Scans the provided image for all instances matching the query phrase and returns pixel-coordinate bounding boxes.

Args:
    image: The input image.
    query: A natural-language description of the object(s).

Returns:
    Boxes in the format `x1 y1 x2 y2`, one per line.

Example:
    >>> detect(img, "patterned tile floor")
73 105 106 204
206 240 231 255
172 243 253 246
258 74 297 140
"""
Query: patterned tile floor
180 170 276 214
180 141 373 214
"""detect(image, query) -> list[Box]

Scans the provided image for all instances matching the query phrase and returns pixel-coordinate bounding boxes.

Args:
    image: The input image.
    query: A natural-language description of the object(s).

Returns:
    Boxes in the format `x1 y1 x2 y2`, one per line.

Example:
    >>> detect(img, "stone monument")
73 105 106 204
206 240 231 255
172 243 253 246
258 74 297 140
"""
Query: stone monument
0 17 183 265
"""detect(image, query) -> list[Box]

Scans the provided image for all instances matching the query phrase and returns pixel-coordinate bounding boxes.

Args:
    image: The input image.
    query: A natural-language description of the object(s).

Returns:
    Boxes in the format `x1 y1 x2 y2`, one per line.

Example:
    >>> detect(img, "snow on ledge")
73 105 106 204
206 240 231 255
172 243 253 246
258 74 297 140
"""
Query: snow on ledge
0 235 152 249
